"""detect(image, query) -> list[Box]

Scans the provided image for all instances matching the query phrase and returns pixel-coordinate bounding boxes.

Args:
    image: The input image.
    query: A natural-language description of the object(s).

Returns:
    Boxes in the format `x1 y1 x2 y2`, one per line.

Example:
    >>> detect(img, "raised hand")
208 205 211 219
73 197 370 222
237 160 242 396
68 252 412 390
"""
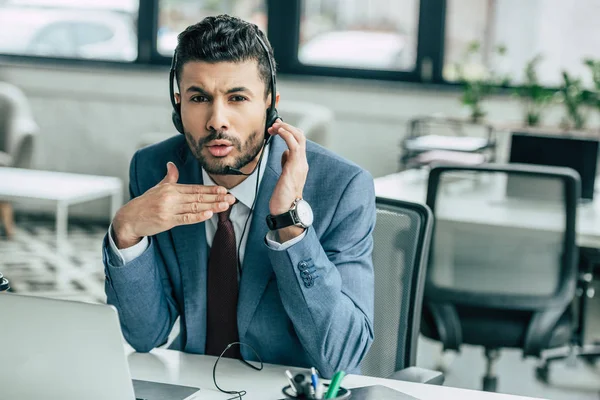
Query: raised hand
112 162 235 249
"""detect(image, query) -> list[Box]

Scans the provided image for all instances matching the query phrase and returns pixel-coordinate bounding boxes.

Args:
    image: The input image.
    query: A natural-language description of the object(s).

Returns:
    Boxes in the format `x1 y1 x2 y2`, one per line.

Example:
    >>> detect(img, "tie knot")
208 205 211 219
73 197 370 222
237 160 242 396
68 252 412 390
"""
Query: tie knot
218 203 234 222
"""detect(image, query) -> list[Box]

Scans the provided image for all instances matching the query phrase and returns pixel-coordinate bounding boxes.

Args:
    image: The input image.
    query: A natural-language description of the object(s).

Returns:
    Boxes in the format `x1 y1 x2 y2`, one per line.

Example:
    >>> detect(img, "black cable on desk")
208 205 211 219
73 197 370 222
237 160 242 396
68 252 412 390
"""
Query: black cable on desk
212 342 264 400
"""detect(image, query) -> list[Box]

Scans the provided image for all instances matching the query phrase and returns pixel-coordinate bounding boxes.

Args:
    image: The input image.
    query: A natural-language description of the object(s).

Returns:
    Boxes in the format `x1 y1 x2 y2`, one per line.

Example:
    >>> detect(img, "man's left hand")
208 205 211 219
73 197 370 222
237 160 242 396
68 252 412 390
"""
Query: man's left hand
267 119 308 241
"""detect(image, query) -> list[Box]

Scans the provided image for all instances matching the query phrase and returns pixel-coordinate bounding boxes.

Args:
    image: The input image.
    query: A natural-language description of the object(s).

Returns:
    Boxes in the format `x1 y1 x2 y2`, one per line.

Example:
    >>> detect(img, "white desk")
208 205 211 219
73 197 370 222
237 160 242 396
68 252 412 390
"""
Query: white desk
374 169 600 249
0 168 123 250
127 348 544 400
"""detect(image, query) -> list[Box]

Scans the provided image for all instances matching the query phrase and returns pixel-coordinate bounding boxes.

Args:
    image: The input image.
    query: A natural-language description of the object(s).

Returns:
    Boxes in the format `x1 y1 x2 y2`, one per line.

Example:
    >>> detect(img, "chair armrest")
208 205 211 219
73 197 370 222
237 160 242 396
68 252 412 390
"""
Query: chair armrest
8 132 35 169
388 367 445 385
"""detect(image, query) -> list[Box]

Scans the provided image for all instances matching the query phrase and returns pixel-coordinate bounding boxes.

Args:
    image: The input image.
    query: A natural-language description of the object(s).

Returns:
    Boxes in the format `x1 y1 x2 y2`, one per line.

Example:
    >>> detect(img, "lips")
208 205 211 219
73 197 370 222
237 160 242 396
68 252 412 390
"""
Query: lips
207 144 234 157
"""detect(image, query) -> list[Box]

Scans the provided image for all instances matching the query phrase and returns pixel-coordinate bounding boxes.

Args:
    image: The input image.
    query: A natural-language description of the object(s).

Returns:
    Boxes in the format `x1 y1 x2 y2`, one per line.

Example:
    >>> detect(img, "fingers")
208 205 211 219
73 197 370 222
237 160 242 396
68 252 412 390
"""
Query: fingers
178 192 236 205
270 120 306 146
175 211 215 226
269 120 306 154
175 184 228 195
175 200 232 215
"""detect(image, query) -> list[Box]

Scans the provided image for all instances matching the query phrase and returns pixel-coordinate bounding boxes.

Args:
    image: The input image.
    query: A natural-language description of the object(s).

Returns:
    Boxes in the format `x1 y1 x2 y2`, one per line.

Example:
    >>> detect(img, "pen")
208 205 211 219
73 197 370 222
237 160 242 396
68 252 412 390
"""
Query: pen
311 367 319 390
285 370 298 395
324 370 345 399
315 382 325 399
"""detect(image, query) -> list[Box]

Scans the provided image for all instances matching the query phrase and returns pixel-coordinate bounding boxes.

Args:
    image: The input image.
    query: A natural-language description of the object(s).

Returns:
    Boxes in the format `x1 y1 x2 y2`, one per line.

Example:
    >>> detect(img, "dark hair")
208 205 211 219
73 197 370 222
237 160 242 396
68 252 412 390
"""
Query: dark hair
175 15 275 98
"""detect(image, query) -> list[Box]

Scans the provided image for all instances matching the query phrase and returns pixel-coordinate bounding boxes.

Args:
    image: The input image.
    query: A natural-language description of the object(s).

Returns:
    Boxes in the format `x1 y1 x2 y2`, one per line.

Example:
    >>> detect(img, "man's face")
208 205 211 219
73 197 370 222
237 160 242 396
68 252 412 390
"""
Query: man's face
176 60 270 174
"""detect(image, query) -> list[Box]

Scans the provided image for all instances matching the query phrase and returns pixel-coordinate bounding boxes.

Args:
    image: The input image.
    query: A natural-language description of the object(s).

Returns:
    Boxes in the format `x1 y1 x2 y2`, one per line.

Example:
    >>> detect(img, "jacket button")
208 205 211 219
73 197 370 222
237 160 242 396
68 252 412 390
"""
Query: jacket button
298 261 308 271
305 279 314 288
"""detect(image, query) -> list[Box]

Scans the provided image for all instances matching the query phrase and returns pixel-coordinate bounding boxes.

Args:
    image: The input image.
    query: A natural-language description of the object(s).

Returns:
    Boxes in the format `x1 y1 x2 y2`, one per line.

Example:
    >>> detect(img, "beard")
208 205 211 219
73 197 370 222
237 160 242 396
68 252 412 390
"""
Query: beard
185 128 264 175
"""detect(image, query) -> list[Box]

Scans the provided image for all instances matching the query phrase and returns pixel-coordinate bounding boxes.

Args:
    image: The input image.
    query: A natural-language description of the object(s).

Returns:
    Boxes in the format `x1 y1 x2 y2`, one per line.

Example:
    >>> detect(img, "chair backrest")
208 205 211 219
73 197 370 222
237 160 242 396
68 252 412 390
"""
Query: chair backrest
360 197 433 378
422 163 579 354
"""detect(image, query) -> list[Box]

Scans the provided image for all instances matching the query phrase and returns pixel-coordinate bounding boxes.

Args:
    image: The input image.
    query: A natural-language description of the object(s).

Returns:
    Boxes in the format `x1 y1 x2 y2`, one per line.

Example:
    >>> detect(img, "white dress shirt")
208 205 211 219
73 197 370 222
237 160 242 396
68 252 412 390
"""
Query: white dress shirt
108 145 306 265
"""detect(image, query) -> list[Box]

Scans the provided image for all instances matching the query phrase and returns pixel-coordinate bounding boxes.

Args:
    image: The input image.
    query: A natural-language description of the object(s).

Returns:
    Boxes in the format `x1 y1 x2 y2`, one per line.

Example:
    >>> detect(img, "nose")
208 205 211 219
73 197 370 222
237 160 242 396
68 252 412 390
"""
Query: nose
206 100 230 132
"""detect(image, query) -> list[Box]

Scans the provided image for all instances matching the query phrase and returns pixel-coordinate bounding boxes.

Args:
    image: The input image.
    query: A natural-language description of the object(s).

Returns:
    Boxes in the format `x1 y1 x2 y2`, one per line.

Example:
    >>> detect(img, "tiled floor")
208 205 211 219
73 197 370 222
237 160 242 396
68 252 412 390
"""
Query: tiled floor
1 215 599 399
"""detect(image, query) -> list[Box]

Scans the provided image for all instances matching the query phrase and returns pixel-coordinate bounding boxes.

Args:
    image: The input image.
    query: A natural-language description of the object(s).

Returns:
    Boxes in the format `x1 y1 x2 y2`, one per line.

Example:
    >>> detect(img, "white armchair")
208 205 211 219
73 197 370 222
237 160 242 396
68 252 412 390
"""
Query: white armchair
0 82 39 238
0 82 39 169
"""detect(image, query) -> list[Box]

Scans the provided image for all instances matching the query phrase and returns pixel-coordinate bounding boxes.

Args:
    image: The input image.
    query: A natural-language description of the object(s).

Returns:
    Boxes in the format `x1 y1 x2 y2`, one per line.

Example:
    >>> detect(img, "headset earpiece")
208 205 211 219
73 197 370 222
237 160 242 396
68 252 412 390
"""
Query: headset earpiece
172 104 184 134
265 107 279 144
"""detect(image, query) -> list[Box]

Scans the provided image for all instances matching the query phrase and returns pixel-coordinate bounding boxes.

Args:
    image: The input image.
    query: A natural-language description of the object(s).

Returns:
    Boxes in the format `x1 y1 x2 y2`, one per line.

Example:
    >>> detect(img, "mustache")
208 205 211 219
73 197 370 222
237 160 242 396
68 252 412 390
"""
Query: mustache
198 130 242 151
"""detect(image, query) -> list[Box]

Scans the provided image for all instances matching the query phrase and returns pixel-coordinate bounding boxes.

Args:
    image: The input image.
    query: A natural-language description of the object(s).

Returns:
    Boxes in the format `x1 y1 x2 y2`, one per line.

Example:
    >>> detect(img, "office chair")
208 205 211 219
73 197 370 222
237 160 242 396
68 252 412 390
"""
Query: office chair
360 197 443 385
421 164 580 392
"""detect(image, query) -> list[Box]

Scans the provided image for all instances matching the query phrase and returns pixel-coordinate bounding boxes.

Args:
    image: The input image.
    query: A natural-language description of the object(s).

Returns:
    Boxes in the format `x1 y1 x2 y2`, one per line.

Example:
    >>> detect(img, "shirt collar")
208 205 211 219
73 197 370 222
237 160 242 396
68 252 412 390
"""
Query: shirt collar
201 144 270 209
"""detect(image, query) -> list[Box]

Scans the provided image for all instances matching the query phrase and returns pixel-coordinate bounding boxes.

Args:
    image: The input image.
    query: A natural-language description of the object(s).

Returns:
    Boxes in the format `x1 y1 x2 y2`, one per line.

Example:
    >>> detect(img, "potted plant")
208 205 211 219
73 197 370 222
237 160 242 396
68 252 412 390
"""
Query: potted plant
584 58 600 126
558 71 589 130
453 41 510 123
515 54 555 127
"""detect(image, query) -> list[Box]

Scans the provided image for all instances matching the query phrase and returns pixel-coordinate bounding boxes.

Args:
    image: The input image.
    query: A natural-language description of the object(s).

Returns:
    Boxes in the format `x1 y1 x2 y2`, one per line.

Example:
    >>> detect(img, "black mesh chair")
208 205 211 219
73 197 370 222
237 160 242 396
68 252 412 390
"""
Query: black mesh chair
360 197 443 385
421 164 581 392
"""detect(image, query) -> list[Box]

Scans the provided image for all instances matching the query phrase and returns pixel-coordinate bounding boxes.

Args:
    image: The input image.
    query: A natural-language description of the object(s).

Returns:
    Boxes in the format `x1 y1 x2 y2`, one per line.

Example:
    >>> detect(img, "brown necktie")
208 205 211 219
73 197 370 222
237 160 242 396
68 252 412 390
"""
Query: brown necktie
205 204 241 358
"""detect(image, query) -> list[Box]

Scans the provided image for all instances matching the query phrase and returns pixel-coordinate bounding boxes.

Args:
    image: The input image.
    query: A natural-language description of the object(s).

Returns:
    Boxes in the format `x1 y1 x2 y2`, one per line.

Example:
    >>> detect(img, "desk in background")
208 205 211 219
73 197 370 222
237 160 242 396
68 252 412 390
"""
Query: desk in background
374 169 600 249
127 348 545 400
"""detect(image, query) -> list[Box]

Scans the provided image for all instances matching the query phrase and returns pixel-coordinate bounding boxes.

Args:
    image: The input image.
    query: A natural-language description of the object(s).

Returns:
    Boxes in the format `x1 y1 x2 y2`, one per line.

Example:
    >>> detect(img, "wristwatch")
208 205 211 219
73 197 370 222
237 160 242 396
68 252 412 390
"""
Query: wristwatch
266 198 314 230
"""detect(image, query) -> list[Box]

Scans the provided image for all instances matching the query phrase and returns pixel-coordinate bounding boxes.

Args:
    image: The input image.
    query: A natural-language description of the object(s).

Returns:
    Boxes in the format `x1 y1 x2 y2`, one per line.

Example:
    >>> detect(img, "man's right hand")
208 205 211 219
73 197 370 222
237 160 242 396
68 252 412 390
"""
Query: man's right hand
112 161 235 249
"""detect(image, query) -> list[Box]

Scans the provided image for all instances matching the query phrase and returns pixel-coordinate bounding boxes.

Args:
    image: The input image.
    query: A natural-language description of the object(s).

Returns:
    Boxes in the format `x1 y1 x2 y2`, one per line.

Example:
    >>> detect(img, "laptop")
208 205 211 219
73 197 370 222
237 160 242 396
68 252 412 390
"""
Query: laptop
0 293 200 400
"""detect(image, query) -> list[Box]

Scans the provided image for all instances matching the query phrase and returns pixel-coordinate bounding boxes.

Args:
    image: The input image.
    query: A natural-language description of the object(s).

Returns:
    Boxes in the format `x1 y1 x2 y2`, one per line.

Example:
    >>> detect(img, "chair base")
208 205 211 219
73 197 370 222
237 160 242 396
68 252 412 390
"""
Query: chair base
482 375 498 392
482 348 500 392
535 342 600 384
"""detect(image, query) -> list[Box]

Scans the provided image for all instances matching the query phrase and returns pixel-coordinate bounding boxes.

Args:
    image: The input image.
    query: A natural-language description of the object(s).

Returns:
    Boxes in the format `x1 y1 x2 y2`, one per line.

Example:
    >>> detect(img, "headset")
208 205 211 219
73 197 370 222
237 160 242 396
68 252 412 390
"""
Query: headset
168 33 279 176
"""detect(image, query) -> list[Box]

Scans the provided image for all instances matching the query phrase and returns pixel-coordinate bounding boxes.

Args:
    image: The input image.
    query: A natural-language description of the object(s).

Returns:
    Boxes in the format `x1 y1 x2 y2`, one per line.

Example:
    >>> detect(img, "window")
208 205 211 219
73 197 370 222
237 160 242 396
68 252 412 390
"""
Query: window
5 0 598 89
0 0 139 62
298 0 420 72
157 0 267 56
444 0 600 87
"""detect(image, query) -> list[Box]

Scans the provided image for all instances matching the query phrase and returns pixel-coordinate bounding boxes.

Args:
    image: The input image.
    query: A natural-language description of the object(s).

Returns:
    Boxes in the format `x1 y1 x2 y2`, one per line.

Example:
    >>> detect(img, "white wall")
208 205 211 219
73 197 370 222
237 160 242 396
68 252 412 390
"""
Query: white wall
0 61 575 220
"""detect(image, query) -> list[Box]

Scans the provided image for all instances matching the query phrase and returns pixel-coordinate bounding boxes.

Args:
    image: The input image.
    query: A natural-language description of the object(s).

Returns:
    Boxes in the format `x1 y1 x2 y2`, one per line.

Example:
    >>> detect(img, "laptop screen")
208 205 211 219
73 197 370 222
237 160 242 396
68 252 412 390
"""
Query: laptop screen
509 133 599 200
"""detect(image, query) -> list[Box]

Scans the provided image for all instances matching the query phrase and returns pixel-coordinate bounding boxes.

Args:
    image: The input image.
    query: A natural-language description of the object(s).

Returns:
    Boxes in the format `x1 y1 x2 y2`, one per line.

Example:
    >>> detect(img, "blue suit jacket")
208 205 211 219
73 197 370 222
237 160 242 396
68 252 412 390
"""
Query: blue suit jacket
103 134 375 377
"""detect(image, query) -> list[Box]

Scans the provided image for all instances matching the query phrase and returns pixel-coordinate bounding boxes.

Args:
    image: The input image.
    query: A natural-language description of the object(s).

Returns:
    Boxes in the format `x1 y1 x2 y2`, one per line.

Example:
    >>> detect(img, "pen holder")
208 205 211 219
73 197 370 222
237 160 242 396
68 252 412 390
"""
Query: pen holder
282 384 351 399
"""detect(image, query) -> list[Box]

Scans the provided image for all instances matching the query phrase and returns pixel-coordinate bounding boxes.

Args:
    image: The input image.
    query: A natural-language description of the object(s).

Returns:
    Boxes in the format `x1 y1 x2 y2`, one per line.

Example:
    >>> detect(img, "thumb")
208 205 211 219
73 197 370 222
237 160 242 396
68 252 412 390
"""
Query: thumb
161 161 179 184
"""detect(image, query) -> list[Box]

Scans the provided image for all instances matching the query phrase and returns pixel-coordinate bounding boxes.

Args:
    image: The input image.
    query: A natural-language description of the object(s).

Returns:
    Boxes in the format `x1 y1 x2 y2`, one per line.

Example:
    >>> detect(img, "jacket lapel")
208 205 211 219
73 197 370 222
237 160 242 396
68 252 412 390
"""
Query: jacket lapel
170 144 209 352
238 137 284 340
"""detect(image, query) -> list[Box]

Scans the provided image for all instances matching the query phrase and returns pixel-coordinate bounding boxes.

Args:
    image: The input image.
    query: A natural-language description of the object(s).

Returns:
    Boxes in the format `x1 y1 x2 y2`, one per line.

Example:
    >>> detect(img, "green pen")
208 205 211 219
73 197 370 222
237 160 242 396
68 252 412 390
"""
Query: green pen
324 370 345 399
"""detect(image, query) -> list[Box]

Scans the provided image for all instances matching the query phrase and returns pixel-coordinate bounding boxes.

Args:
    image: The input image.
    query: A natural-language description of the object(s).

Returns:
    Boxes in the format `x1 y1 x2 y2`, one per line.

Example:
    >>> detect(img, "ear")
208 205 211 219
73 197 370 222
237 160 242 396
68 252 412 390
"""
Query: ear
268 92 280 108
174 92 181 105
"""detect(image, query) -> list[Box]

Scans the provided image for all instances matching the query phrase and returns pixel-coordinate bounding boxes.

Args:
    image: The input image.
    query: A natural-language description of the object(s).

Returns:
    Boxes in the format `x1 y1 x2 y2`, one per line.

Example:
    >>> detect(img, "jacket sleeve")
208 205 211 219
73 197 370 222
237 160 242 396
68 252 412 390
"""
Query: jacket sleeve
266 169 376 378
103 151 179 352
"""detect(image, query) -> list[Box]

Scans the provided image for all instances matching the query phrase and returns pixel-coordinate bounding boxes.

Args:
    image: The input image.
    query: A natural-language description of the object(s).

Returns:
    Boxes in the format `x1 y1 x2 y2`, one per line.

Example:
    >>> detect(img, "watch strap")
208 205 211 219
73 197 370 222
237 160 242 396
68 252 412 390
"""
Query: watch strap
266 211 296 230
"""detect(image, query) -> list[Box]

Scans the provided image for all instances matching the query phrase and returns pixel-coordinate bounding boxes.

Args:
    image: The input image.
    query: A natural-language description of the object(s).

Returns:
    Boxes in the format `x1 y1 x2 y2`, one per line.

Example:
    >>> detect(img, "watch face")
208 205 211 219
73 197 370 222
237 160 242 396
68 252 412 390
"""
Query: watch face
296 200 314 227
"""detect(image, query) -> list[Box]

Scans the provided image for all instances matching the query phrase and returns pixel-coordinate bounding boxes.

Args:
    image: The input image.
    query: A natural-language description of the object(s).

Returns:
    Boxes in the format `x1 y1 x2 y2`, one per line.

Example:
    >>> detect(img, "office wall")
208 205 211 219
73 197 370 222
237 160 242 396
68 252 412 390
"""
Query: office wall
0 62 582 219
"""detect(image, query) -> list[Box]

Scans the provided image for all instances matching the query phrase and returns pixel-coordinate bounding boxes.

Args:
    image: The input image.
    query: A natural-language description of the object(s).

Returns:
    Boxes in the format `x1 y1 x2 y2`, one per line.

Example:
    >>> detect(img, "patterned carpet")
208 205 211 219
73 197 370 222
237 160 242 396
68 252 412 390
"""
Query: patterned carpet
0 214 108 303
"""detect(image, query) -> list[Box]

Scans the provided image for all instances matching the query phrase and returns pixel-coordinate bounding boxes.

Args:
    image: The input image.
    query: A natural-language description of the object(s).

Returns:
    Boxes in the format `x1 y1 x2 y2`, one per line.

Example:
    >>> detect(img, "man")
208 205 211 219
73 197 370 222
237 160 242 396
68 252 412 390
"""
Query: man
103 15 375 378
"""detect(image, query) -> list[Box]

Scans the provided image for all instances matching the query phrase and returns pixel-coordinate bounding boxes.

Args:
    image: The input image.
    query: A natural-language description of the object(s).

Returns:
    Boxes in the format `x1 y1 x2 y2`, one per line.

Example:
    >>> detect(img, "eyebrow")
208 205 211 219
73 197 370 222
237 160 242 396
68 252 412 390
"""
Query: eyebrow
185 85 253 96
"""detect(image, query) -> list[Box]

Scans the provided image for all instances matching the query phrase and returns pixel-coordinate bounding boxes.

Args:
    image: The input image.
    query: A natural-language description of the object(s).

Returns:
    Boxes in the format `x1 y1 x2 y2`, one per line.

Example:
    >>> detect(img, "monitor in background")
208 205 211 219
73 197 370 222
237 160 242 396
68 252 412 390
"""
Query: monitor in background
508 133 599 201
